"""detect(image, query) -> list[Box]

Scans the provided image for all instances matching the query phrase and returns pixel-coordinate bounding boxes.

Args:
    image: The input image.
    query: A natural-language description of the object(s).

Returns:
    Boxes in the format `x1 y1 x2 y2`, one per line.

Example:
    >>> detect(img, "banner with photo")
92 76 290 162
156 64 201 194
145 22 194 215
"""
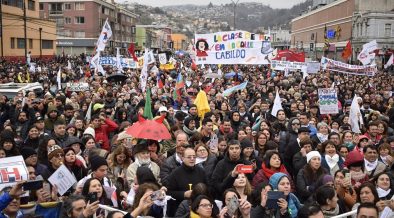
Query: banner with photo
270 60 307 71
321 57 376 76
194 30 272 65
0 156 29 191
90 57 139 69
318 88 339 114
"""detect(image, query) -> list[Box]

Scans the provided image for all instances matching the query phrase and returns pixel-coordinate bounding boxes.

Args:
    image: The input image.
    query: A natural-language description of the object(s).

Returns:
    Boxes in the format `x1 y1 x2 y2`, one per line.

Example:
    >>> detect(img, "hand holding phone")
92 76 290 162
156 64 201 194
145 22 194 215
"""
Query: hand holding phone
266 191 285 209
86 192 98 203
226 195 239 217
22 180 43 191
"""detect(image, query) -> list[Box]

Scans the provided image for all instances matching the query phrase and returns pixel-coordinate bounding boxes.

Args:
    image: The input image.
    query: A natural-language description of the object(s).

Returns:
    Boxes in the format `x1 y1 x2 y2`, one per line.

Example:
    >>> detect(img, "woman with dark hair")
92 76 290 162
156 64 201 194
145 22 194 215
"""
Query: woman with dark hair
131 182 163 218
320 140 344 176
114 108 130 125
109 145 131 180
0 133 19 157
230 111 245 132
374 172 394 201
314 185 347 217
37 136 56 166
190 195 214 218
82 178 113 215
175 183 219 218
252 151 293 190
334 169 356 210
296 151 326 202
221 188 252 218
22 125 40 150
63 147 87 182
255 132 268 158
148 140 166 167
351 182 380 217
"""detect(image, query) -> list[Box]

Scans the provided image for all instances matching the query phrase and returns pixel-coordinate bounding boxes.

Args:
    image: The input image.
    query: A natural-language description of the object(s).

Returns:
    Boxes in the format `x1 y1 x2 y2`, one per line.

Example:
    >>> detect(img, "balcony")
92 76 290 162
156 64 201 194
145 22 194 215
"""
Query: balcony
49 10 63 16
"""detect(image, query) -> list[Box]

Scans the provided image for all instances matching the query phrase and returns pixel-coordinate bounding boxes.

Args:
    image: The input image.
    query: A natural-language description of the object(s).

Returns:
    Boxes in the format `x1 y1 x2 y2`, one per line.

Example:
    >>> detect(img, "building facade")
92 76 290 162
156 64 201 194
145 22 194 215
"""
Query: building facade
171 33 189 51
39 0 137 56
0 0 57 60
135 25 172 53
291 0 394 65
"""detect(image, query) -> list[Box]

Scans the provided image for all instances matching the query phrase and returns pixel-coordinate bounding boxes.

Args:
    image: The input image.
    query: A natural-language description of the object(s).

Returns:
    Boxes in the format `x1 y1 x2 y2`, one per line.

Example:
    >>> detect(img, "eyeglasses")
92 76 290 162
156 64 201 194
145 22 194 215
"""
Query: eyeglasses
197 149 207 153
292 123 300 125
184 156 196 160
199 204 213 209
55 153 64 158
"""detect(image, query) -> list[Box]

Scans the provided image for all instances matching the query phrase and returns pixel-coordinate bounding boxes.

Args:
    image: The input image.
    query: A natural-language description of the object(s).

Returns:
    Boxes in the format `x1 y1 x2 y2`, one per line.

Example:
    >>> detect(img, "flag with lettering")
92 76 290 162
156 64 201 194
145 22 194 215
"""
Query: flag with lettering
96 18 112 51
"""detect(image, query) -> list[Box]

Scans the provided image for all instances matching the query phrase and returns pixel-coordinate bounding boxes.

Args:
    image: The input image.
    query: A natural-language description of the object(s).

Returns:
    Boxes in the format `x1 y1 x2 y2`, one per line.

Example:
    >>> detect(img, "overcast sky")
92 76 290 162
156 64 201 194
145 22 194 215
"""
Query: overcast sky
124 0 307 8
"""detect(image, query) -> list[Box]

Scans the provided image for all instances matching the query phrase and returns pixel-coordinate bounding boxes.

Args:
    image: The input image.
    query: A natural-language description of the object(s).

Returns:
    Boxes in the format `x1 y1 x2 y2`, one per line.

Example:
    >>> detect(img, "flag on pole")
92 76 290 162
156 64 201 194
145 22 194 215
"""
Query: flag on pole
96 18 112 51
79 66 84 75
175 73 185 89
271 90 283 117
349 95 363 133
384 54 393 69
85 102 93 122
143 88 153 120
341 40 352 61
127 43 138 61
358 40 378 65
116 48 123 73
140 49 149 92
67 60 72 70
57 67 62 90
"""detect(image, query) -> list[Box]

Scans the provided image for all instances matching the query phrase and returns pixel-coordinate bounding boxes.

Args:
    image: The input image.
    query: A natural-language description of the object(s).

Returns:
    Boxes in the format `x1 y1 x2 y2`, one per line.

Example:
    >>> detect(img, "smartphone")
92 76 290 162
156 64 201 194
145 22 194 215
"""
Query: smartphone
22 180 43 191
226 195 239 217
151 190 163 201
236 165 254 174
345 173 351 186
266 191 285 209
86 192 98 203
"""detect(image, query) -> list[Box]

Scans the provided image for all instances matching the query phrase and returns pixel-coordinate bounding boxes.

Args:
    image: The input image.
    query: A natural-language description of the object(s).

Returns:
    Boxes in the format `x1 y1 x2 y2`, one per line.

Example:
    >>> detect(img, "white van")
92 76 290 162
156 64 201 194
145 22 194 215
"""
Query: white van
0 82 44 99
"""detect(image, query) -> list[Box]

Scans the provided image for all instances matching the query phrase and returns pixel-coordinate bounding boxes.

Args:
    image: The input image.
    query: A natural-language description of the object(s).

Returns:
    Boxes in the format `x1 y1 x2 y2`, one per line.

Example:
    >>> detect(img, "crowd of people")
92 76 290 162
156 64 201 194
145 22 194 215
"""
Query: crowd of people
0 53 393 218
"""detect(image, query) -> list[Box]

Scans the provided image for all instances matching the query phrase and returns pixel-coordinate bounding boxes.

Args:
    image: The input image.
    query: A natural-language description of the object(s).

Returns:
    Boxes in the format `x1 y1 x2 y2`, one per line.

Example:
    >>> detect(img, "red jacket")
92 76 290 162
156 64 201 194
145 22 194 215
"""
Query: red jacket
95 118 118 151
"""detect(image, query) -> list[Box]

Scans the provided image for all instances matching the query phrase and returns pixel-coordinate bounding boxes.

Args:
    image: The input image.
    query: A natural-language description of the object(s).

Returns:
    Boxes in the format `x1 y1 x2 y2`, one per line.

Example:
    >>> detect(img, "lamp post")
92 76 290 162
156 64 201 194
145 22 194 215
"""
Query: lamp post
231 0 240 30
39 27 42 59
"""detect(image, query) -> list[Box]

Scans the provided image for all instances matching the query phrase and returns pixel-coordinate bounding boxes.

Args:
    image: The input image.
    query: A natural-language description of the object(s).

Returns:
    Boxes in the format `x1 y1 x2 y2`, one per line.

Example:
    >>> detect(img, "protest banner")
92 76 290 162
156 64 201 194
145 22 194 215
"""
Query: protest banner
321 57 377 76
90 57 138 69
160 62 176 71
270 60 307 71
194 30 271 65
66 82 89 92
318 88 339 114
48 164 77 196
0 156 28 191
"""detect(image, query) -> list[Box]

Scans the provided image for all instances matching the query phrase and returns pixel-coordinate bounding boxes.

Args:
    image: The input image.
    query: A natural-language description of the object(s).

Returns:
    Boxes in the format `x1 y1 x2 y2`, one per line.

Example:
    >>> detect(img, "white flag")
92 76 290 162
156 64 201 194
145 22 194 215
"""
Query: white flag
302 66 309 80
384 54 393 69
140 49 149 92
85 102 93 122
349 95 363 133
358 40 378 65
96 18 112 51
116 48 123 73
79 66 84 75
67 60 72 70
158 53 167 65
271 90 283 117
90 52 100 69
284 68 289 77
57 67 62 90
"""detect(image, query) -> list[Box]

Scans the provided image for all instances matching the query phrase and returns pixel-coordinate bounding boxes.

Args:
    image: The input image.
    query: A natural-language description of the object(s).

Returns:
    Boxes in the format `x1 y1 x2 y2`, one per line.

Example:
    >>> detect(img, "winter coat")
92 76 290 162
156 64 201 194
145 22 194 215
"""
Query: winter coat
94 118 118 151
160 154 182 186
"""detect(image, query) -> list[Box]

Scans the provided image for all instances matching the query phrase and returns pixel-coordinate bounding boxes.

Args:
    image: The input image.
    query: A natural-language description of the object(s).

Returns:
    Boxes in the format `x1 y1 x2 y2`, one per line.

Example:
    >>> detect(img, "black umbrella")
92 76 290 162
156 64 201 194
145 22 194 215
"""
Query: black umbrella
106 73 128 83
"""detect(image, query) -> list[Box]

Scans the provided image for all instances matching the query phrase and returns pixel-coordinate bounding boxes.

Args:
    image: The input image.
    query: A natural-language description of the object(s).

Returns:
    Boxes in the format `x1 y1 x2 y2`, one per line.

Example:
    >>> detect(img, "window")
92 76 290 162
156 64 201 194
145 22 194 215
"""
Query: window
29 39 33 49
65 17 71 24
64 3 71 10
10 37 15 49
39 3 43 10
42 40 53 49
28 0 35 10
74 31 85 38
4 0 23 8
75 17 85 24
49 3 62 11
385 24 392 37
17 38 25 49
75 2 84 10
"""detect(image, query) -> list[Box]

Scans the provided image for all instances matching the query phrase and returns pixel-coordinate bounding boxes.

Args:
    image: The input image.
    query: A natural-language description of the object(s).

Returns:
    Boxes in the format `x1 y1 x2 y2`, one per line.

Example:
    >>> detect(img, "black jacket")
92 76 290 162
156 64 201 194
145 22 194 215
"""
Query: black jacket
160 154 182 186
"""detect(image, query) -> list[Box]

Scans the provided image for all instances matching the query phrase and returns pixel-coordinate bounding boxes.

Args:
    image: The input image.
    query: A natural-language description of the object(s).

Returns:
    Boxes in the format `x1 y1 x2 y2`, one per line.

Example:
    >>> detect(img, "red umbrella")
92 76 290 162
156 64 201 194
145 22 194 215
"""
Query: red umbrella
126 115 171 140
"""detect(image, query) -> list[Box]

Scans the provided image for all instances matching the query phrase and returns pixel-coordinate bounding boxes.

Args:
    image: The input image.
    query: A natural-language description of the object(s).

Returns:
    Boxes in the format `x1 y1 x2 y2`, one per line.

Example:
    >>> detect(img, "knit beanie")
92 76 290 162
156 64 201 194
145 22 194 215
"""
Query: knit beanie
344 150 364 168
20 147 37 159
83 127 95 138
321 174 334 185
269 172 288 190
240 138 253 150
306 151 321 163
90 155 108 172
47 145 64 160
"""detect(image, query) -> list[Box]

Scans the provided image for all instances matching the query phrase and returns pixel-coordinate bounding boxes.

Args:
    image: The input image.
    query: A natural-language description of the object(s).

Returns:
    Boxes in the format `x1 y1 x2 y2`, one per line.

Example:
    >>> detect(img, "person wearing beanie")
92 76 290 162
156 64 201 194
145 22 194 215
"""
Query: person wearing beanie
296 150 326 202
42 145 64 180
76 155 112 190
344 150 369 189
252 172 302 218
44 104 65 131
240 138 262 173
126 142 160 186
20 147 47 176
63 147 87 182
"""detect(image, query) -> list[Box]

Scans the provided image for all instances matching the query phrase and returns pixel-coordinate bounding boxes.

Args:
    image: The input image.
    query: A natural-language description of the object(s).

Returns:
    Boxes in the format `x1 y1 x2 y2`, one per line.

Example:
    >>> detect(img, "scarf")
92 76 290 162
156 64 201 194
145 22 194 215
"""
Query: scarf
316 133 328 143
325 154 339 169
287 193 302 218
134 157 151 168
322 204 340 217
377 187 391 198
262 163 289 180
196 157 207 165
380 155 390 166
351 170 367 182
183 125 197 135
364 159 378 172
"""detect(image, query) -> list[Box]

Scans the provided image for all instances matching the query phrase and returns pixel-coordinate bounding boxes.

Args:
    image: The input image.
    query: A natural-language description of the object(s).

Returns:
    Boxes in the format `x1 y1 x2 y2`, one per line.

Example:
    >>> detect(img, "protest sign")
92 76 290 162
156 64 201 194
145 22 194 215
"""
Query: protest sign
194 30 271 65
270 60 307 71
321 57 376 76
66 82 89 92
0 156 28 191
318 88 339 114
90 57 138 69
48 164 77 196
306 62 320 74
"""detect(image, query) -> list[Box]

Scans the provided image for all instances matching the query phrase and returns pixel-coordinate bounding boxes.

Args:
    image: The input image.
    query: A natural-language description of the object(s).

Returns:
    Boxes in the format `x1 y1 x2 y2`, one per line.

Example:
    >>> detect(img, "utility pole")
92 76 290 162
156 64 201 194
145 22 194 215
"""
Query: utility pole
23 0 27 62
231 0 239 30
39 27 42 58
0 0 3 58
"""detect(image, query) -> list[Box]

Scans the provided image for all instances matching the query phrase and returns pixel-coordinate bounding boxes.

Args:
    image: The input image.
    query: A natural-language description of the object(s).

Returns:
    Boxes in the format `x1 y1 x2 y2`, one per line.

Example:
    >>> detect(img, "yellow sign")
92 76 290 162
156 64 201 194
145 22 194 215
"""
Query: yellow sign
160 63 175 70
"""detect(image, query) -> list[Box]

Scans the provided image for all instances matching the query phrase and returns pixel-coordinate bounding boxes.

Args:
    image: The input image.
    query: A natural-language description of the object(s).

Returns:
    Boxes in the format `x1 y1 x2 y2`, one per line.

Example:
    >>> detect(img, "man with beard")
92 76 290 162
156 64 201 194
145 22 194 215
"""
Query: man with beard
126 142 160 186
218 118 233 139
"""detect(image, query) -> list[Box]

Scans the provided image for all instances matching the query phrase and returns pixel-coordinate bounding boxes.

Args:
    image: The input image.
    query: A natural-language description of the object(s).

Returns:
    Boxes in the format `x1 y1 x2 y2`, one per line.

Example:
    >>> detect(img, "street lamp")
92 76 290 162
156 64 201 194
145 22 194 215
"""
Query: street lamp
231 0 240 30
